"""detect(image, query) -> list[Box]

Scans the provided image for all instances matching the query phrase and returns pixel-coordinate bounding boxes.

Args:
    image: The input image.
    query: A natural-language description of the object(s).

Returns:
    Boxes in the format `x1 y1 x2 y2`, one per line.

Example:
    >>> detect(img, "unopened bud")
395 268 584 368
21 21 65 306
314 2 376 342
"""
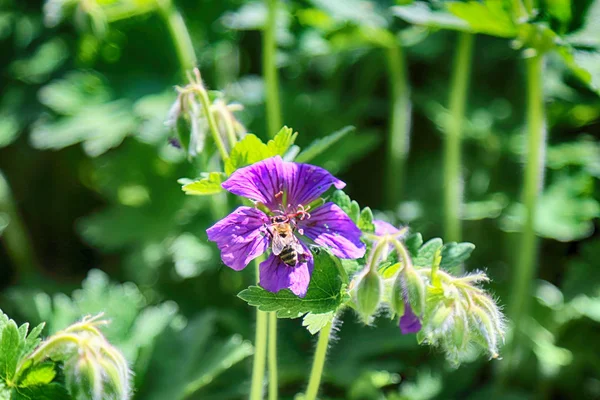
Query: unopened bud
390 275 405 317
403 266 426 316
355 270 382 323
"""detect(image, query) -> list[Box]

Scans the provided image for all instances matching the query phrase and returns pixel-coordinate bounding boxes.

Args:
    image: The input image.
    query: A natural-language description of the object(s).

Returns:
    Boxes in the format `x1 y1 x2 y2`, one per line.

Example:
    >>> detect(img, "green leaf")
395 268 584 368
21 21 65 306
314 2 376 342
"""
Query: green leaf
181 172 226 196
183 335 253 397
12 383 71 400
0 319 22 381
302 312 335 335
404 233 423 258
447 1 517 38
357 207 374 233
330 190 352 216
266 126 297 156
439 242 476 273
224 133 270 175
392 2 472 32
413 238 443 267
18 362 56 387
237 248 348 318
295 126 354 163
557 46 600 95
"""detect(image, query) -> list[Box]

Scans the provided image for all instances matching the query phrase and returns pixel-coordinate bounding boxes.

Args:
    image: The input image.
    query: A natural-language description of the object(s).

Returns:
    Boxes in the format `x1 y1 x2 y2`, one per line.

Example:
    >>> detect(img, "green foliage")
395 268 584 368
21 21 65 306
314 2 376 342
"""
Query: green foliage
238 248 348 318
330 190 375 234
295 126 354 163
181 172 225 196
302 312 335 335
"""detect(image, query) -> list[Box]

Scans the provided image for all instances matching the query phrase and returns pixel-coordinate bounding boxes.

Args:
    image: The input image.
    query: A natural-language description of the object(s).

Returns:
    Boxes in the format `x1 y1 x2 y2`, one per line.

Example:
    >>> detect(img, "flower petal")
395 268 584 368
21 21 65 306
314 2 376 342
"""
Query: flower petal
374 220 399 236
222 156 286 210
206 206 270 271
283 162 345 208
299 202 365 259
399 302 422 334
259 243 314 297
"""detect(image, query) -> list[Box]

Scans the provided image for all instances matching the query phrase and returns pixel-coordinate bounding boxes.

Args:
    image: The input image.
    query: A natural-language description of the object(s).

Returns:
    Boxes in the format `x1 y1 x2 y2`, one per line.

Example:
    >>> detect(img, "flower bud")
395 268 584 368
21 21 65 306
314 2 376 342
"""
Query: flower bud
355 270 382 323
389 275 405 317
403 266 426 316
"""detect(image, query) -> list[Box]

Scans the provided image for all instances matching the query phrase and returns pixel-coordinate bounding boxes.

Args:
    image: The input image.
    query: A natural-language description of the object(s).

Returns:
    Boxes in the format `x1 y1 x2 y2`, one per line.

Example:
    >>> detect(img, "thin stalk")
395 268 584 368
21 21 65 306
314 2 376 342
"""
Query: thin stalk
304 322 333 400
263 0 282 137
157 0 196 76
506 54 546 372
444 32 474 243
268 312 278 400
0 172 38 282
196 87 229 161
384 44 411 209
250 257 269 400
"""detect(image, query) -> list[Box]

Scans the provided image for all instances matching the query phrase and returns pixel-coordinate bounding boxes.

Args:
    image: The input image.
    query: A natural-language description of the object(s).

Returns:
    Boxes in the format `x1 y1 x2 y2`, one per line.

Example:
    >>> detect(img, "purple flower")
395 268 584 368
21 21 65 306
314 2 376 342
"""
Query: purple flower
399 300 422 334
207 156 366 297
372 219 422 335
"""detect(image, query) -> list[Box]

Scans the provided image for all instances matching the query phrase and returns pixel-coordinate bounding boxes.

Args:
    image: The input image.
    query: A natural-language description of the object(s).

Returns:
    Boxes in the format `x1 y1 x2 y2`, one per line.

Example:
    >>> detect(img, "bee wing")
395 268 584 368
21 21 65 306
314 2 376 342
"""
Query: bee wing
291 239 305 255
271 232 287 255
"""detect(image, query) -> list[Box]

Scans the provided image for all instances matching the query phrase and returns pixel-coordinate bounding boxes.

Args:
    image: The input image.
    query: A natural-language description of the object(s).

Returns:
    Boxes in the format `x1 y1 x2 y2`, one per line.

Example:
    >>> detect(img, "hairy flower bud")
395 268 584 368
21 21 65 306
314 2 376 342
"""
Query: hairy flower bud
403 266 426 316
355 270 382 323
25 314 131 400
389 274 405 317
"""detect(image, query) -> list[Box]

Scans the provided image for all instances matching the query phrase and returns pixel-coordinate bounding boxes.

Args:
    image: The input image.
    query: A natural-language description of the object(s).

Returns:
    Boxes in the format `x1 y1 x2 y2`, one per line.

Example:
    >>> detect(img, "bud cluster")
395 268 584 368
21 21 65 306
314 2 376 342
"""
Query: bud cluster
22 314 131 400
166 68 246 160
351 222 505 365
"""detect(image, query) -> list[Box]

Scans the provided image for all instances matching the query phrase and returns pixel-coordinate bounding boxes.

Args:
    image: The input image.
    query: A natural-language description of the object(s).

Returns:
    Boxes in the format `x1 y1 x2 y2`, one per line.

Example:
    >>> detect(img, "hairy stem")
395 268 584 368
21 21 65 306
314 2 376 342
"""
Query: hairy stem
385 44 411 209
0 172 38 282
250 258 268 400
263 0 282 137
444 32 474 243
196 86 230 161
506 54 546 372
268 312 278 400
305 322 333 400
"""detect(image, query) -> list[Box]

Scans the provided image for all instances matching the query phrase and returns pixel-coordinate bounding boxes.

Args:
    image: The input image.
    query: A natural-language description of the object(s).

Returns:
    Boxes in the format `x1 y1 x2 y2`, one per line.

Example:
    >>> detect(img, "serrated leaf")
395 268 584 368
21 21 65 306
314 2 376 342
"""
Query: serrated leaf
330 190 352 216
238 248 347 317
413 238 443 267
181 172 226 196
295 126 354 163
439 242 475 273
224 133 270 175
302 312 335 335
18 362 57 387
23 323 45 355
392 2 472 32
266 126 297 156
0 319 23 381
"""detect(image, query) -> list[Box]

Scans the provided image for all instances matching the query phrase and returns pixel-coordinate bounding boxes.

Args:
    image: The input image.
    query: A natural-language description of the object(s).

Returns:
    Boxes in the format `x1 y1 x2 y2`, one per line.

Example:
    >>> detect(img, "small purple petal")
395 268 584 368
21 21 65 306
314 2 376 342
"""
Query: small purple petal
299 202 365 259
222 156 286 210
373 220 399 236
259 243 314 297
399 302 422 334
283 161 345 208
207 206 270 271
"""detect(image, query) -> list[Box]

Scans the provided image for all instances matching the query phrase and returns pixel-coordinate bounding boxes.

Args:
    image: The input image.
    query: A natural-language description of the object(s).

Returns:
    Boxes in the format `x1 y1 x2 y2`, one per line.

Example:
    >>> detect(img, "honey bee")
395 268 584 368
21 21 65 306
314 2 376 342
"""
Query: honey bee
269 216 304 267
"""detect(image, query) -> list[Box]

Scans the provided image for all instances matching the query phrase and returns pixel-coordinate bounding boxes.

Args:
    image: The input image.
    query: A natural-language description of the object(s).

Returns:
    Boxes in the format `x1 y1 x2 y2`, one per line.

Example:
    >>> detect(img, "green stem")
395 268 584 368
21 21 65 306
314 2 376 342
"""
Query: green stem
305 322 333 400
0 171 38 282
263 0 282 137
196 87 229 161
506 54 546 371
268 312 278 400
250 258 268 400
444 32 474 243
384 43 411 209
157 0 197 77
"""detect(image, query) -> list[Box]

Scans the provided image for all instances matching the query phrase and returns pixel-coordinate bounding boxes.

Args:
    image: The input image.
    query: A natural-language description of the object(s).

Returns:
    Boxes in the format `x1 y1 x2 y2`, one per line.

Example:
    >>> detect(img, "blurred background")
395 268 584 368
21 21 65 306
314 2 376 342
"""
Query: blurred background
0 0 599 399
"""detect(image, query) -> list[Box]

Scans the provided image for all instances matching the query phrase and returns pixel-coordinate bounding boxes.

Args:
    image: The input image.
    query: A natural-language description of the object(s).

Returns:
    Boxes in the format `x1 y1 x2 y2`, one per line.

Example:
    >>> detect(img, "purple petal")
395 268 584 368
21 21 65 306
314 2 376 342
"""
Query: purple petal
399 302 422 334
222 156 286 210
299 202 365 259
374 220 399 236
283 161 345 208
259 242 314 297
206 206 270 271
